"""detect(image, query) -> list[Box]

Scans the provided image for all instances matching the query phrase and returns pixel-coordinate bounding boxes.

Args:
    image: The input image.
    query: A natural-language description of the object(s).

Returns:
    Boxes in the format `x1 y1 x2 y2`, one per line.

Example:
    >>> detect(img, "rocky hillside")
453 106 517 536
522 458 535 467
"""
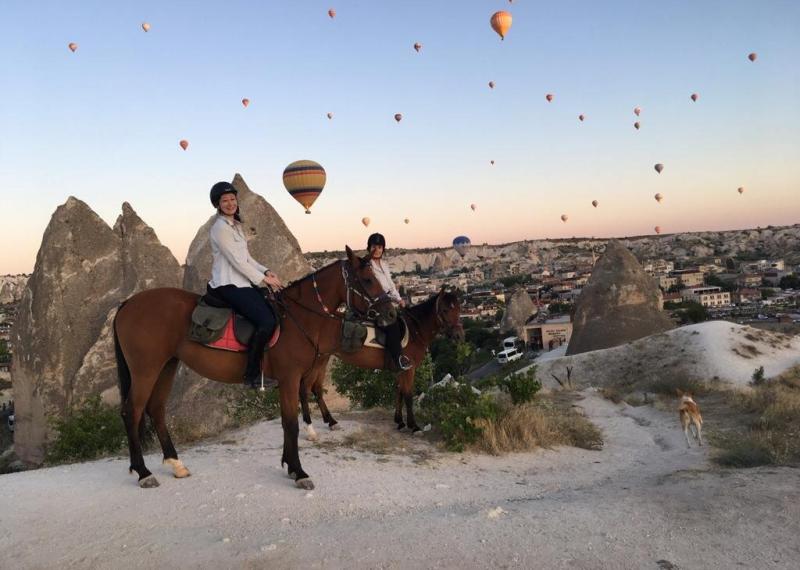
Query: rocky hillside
0 275 28 304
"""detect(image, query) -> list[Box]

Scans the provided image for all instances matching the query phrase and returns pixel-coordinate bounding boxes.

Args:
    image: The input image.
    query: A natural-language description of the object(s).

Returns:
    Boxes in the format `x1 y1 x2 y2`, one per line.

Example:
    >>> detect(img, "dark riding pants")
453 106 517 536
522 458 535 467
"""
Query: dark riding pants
209 285 276 333
379 320 404 366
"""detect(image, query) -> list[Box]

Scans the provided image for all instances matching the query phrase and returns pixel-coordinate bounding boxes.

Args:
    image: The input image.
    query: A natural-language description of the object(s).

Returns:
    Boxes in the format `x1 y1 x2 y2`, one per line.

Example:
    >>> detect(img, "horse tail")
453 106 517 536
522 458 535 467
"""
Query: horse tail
113 301 132 404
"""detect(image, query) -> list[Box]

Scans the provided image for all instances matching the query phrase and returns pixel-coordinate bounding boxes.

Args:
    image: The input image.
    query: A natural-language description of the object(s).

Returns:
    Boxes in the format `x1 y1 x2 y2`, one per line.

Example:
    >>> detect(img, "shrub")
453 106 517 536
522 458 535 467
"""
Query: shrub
45 395 127 464
227 387 280 426
332 354 433 409
418 382 499 451
714 433 774 467
750 366 766 386
499 367 541 405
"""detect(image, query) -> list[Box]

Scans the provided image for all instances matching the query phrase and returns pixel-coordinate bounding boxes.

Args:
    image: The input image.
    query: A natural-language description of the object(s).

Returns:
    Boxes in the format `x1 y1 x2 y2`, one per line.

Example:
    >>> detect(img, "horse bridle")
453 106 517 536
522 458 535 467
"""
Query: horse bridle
311 260 393 321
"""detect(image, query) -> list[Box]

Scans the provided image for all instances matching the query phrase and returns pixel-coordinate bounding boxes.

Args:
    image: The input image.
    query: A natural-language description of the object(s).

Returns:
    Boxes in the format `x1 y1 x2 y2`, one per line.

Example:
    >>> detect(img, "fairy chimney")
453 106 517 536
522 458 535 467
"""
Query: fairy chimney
500 289 537 337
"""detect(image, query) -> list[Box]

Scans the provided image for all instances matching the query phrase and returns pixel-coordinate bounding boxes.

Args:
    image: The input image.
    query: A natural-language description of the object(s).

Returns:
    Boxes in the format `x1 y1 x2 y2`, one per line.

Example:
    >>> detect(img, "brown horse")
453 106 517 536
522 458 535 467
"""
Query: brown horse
298 287 464 438
112 246 396 490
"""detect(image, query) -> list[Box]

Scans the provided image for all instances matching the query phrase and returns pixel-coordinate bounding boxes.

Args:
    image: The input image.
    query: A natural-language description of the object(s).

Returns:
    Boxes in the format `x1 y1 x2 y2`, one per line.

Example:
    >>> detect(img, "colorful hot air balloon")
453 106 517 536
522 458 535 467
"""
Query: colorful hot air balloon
579 114 585 122
283 160 326 214
414 42 422 53
690 93 699 102
545 93 554 102
738 187 745 195
634 107 641 116
241 98 250 108
560 214 568 223
328 9 336 19
404 218 410 224
470 203 477 211
634 121 641 130
68 42 78 53
490 11 512 40
748 52 757 62
179 139 188 151
142 22 151 32
654 163 664 174
592 200 598 208
488 81 495 89
654 193 663 203
327 112 333 120
452 236 471 258
655 226 662 234
394 113 402 123
361 217 370 227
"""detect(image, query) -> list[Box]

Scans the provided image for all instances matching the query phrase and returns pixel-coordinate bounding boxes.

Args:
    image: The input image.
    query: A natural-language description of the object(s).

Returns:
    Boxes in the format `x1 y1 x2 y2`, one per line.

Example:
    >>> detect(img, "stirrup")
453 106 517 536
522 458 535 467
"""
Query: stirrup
398 355 413 371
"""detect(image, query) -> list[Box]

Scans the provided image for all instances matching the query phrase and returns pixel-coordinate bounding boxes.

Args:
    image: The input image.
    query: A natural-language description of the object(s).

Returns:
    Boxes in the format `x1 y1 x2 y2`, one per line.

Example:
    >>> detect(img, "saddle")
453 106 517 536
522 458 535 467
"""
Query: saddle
340 316 409 353
188 289 280 353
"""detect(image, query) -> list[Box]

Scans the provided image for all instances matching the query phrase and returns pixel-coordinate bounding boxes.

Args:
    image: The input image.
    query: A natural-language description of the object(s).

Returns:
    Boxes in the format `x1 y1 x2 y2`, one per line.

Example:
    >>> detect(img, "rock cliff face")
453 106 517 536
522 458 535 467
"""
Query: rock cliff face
11 198 183 465
0 275 29 304
500 289 537 336
566 240 675 356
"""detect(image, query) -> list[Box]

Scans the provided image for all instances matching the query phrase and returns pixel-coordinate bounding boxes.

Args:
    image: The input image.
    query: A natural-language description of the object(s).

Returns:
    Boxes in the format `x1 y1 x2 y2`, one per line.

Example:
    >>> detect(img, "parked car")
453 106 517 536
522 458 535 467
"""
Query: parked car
496 348 523 364
502 336 522 351
7 414 14 433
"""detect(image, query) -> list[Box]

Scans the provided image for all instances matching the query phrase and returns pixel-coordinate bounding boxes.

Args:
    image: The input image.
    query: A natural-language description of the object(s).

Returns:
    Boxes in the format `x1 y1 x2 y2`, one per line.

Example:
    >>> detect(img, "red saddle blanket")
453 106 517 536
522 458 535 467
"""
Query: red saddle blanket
206 313 281 353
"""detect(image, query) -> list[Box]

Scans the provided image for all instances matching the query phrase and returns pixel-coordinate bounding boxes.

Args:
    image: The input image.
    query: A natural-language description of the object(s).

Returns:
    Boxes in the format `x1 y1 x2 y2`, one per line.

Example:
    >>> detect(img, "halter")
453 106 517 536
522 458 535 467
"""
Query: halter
310 260 392 321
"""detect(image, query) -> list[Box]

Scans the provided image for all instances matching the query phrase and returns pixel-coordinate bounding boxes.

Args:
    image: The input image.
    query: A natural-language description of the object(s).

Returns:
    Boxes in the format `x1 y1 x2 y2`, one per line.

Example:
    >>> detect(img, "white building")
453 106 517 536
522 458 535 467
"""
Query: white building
681 286 731 307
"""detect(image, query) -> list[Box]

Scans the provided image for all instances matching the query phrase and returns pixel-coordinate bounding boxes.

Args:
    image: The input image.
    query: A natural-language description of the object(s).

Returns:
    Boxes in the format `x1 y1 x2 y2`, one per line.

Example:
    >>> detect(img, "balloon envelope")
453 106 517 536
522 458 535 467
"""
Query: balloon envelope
634 121 640 130
490 160 495 165
634 107 641 116
68 42 78 52
738 187 745 194
452 236 471 258
142 22 151 32
748 52 757 62
394 113 402 123
414 42 422 52
361 217 370 227
655 226 662 234
490 11 512 40
179 139 188 150
592 200 598 208
560 214 568 222
545 93 554 102
283 160 326 214
241 98 249 108
404 218 410 224
328 9 336 18
691 93 699 102
470 203 477 211
327 112 333 119
655 193 663 203
488 81 495 89
654 163 664 174
579 114 585 122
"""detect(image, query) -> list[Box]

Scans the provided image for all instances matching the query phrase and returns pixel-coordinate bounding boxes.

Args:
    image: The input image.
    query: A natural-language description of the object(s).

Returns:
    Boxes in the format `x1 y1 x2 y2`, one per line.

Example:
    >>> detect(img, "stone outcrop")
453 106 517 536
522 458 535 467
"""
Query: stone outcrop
0 275 29 305
500 289 537 336
11 198 183 465
566 240 675 356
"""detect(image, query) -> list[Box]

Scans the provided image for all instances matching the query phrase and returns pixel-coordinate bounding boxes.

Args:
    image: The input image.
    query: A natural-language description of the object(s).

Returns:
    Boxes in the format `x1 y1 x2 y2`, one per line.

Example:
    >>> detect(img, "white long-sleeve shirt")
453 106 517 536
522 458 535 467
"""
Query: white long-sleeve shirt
370 258 402 303
208 215 268 288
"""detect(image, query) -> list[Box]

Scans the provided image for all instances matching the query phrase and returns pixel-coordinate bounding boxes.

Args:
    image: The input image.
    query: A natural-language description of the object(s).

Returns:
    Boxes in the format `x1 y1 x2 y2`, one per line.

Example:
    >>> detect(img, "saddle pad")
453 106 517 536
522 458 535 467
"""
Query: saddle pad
363 317 409 350
205 316 280 352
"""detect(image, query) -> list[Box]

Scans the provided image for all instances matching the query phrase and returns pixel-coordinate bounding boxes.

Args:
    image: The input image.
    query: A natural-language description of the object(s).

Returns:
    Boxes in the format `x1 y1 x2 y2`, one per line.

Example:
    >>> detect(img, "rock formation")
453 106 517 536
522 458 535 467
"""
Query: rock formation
566 240 675 356
0 275 29 304
500 288 537 336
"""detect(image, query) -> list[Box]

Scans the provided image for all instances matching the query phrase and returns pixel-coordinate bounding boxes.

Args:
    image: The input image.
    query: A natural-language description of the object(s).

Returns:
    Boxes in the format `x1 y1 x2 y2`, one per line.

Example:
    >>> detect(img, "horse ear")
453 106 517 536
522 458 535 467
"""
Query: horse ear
676 388 683 397
345 245 355 263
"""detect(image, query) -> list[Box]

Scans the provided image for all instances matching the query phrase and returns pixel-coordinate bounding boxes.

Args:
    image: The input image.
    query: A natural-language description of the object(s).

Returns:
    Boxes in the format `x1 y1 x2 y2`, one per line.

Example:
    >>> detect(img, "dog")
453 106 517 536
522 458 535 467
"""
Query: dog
677 389 703 448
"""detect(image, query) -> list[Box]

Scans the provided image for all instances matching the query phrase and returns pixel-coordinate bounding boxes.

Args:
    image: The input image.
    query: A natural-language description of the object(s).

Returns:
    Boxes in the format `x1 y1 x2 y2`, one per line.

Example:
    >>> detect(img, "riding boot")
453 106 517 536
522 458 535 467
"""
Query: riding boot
244 329 271 388
384 323 412 372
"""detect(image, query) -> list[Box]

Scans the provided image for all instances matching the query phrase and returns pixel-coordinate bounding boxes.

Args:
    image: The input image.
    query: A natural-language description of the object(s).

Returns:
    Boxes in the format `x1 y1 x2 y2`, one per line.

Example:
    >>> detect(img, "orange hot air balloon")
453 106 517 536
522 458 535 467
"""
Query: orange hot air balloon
328 9 336 19
490 11 512 40
68 42 78 52
592 200 598 208
241 98 249 108
414 42 422 53
488 81 495 89
634 121 641 130
142 22 151 32
179 140 188 151
283 160 326 214
560 214 569 223
654 193 663 203
738 186 745 195
394 113 402 123
404 218 410 224
361 217 370 227
655 226 662 234
654 163 664 174
579 114 585 122
748 52 757 62
545 93 554 102
470 203 477 211
634 106 641 116
690 93 699 102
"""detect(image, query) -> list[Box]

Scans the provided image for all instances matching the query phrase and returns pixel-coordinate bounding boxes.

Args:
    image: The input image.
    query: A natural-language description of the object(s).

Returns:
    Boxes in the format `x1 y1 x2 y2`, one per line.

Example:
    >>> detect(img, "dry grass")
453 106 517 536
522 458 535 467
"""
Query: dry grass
470 394 603 455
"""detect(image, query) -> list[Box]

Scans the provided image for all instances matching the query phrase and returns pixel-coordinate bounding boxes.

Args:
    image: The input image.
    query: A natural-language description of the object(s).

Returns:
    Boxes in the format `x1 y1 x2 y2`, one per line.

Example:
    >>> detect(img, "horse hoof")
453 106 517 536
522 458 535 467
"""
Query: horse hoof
305 425 319 442
139 475 160 488
164 458 191 478
397 423 406 431
295 478 315 490
329 423 341 431
413 429 424 437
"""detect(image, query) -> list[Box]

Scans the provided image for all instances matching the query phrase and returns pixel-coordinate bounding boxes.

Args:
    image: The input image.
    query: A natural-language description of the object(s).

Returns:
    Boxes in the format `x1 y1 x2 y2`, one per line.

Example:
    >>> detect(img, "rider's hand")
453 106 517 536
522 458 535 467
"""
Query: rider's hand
398 299 406 308
262 271 283 291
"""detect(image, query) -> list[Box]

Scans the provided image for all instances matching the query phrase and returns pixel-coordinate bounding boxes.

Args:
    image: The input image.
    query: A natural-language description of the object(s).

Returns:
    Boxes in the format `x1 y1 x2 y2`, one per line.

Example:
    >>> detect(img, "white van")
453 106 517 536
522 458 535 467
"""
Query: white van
502 336 521 351
496 348 522 364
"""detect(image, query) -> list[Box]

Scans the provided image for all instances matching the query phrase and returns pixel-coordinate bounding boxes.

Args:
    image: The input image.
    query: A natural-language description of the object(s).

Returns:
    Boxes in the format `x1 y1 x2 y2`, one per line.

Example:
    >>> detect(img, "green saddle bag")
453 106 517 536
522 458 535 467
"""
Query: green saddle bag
341 318 367 353
188 299 231 344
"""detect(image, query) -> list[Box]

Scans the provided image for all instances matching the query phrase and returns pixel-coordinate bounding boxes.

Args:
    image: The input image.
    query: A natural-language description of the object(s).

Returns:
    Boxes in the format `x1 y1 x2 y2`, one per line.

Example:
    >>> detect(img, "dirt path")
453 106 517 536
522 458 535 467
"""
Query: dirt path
2 391 799 569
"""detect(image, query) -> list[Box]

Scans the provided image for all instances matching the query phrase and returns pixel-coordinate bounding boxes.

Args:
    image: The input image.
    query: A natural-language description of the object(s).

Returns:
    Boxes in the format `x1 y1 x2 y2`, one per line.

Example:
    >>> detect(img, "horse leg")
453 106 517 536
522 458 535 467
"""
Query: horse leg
280 379 314 490
394 386 406 430
401 371 421 433
299 377 318 442
121 378 159 488
146 359 190 479
313 382 339 430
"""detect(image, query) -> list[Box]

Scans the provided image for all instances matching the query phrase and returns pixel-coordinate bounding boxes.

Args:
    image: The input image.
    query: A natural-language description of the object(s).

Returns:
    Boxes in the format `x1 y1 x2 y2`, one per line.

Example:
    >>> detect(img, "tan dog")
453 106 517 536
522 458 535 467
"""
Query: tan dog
677 389 703 448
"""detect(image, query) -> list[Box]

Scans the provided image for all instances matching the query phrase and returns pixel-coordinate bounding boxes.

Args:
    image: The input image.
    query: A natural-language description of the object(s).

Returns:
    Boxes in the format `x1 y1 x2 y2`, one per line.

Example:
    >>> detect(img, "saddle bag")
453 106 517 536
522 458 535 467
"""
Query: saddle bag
188 298 231 344
340 318 367 353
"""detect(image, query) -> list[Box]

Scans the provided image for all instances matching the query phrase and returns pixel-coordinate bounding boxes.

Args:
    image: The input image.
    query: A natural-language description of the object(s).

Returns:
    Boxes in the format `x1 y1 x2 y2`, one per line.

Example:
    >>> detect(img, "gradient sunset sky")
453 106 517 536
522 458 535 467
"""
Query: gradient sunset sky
2 0 799 274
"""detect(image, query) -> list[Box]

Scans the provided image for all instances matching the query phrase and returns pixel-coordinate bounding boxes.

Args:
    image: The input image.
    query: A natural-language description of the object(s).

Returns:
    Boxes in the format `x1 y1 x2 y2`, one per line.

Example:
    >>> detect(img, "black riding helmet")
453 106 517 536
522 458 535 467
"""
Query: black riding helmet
210 181 237 207
367 233 386 249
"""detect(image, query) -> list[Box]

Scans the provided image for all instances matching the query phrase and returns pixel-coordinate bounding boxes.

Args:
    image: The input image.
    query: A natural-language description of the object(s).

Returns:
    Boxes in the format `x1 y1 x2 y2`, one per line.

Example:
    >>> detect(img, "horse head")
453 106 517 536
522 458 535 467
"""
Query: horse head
345 245 397 327
435 285 464 341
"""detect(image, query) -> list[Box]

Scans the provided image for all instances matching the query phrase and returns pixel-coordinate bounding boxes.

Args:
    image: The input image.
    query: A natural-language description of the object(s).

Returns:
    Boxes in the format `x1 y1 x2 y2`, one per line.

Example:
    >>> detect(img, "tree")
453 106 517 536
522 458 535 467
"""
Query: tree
779 275 800 290
430 338 474 380
682 301 709 324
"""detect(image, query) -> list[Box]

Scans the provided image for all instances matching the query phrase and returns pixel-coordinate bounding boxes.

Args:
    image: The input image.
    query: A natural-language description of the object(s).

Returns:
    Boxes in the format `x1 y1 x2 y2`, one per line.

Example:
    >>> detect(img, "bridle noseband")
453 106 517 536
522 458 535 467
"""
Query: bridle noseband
312 260 392 321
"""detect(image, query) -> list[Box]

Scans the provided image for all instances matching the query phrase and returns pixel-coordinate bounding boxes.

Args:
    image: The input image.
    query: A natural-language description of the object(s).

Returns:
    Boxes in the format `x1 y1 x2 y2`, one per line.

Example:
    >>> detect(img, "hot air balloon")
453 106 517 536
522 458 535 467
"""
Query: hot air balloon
361 217 370 227
142 22 151 32
328 9 336 18
654 193 663 203
394 113 402 123
545 93 554 102
470 203 477 211
488 81 495 89
179 140 188 151
414 42 422 53
327 112 333 120
283 160 326 214
490 11 512 40
748 52 757 62
560 214 569 223
579 114 585 122
634 121 641 130
452 236 471 258
634 107 641 116
654 163 664 174
68 42 78 53
690 93 699 102
738 187 745 195
592 200 598 208
404 218 410 224
241 98 250 108
490 160 495 165
655 226 662 234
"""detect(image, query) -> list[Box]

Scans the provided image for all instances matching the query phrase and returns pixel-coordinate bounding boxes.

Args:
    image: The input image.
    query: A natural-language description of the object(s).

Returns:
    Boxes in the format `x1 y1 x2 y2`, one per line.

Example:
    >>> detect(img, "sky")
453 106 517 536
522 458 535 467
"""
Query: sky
1 0 799 274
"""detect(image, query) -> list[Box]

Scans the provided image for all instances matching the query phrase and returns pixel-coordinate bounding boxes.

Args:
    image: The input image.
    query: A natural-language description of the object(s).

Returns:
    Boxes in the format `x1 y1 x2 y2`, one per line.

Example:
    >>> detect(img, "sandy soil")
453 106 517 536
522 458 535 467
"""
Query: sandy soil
2 388 799 569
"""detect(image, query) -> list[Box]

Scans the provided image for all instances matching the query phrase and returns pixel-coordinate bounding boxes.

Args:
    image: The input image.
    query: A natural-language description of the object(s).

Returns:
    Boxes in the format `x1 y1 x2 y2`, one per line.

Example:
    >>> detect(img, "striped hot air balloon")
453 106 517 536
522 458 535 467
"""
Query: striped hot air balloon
283 160 326 214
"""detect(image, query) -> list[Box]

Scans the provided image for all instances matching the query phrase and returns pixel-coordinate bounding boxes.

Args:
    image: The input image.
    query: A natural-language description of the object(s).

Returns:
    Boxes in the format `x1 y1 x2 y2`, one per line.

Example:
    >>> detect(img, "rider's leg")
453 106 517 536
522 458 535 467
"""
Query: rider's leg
382 320 411 371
